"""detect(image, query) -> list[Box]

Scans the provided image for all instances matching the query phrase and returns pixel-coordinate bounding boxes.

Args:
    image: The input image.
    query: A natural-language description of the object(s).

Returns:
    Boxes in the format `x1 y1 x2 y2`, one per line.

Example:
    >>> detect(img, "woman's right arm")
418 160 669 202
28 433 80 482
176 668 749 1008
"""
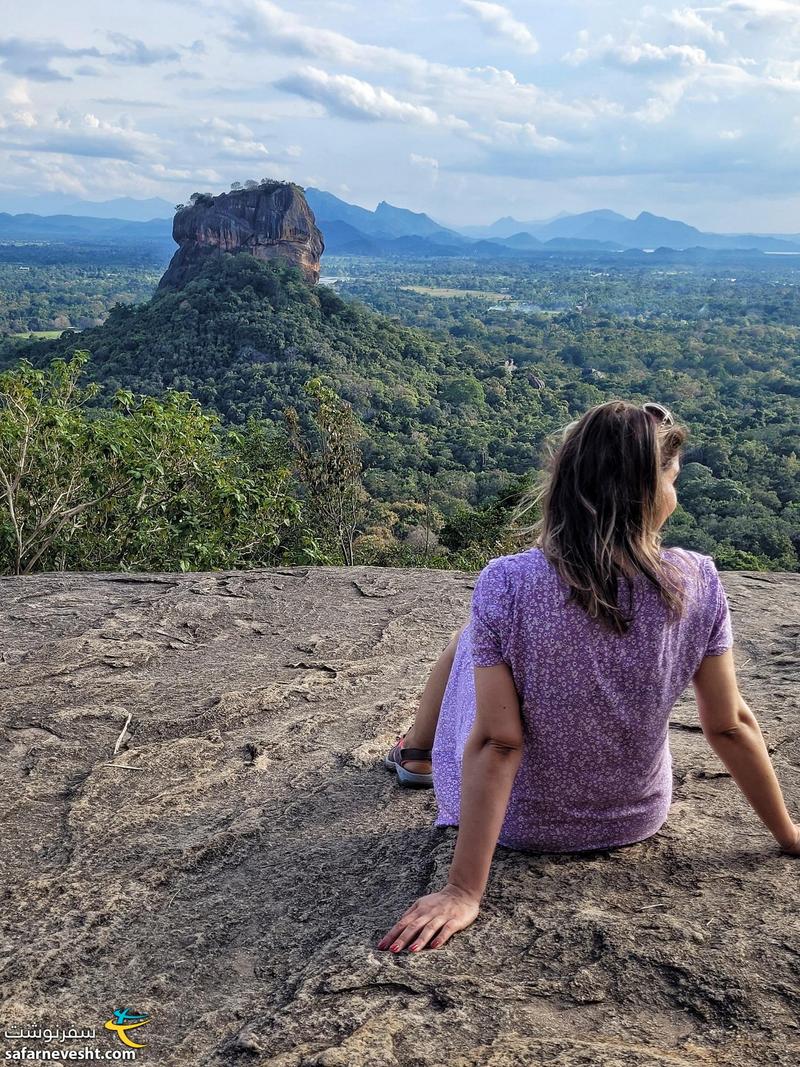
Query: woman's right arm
692 649 799 854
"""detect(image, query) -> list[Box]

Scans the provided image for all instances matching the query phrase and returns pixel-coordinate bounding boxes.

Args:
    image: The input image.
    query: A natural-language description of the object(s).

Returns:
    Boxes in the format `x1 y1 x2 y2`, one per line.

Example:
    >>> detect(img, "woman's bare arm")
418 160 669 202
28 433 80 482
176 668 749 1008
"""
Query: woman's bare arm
692 649 799 852
377 661 525 952
446 661 526 900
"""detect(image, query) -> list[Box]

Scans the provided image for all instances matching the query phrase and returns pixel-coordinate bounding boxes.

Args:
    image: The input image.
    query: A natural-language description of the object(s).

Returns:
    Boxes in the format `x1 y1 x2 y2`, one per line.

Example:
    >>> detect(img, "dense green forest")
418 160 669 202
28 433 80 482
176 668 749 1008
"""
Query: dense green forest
325 251 800 324
0 245 166 335
0 246 797 572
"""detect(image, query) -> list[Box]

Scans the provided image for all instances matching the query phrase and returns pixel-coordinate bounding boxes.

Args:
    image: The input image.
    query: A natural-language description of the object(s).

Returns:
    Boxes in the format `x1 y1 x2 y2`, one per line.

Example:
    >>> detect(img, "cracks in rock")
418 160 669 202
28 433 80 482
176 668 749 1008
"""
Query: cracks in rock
94 576 179 587
7 720 66 741
351 579 400 598
317 979 425 998
284 660 338 676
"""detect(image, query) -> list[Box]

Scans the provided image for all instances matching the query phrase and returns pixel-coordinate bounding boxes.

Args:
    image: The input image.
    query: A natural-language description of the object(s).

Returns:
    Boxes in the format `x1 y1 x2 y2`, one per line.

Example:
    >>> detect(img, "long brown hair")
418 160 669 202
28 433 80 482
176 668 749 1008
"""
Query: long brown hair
508 400 696 636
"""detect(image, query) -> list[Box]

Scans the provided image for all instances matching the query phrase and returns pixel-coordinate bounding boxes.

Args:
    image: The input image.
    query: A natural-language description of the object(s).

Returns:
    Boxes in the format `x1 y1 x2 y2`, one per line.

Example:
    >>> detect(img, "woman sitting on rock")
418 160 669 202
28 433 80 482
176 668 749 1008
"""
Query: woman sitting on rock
378 399 800 954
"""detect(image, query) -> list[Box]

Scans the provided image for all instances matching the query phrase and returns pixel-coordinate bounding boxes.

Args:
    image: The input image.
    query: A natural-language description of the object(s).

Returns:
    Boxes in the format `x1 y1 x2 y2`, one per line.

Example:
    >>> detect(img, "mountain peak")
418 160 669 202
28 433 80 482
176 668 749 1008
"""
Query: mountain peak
374 200 446 228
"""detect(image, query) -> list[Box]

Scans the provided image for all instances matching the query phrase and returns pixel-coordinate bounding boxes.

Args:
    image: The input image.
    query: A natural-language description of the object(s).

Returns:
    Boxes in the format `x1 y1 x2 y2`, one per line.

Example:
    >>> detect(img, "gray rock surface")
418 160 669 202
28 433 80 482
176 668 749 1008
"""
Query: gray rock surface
0 565 798 1065
158 183 324 289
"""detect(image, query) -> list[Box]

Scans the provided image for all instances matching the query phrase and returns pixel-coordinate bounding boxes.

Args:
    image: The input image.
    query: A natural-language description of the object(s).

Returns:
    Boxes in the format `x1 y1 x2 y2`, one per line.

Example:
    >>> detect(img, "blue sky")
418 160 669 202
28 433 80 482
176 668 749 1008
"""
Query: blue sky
2 0 800 230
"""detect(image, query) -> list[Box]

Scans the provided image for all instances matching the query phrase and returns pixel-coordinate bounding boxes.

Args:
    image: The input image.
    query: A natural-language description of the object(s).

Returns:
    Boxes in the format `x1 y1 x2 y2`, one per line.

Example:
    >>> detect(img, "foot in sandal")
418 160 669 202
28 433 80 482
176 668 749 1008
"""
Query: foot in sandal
384 733 433 787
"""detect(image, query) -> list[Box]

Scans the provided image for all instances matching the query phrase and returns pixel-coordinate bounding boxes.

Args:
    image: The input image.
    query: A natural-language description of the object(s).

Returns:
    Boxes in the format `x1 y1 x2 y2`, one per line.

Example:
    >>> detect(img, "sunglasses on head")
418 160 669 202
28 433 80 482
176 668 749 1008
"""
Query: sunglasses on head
642 401 675 427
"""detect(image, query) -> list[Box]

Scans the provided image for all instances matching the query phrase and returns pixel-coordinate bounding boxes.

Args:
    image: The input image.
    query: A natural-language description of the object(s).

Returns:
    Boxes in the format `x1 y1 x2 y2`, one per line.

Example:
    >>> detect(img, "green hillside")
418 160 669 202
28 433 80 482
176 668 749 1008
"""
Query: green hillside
1 252 797 570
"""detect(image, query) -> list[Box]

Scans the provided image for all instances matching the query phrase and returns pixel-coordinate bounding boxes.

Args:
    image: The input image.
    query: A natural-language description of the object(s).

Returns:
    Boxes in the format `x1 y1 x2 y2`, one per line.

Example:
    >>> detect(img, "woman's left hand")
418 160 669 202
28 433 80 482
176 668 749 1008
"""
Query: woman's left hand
377 883 480 952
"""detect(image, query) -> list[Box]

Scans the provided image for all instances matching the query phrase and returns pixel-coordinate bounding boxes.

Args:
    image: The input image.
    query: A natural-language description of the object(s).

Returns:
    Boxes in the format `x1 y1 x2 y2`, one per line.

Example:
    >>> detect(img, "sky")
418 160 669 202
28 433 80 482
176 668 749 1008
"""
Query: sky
2 0 800 231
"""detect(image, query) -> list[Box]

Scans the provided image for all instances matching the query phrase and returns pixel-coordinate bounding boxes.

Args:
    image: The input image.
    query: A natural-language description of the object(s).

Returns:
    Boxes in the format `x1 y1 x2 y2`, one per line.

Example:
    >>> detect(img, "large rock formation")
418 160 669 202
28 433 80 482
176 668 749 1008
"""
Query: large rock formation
0 565 798 1065
157 182 324 290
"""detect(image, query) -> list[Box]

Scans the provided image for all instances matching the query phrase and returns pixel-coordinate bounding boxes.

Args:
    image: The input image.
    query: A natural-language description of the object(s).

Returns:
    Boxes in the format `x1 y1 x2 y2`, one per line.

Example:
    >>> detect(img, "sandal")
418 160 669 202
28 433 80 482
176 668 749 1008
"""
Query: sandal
384 733 433 788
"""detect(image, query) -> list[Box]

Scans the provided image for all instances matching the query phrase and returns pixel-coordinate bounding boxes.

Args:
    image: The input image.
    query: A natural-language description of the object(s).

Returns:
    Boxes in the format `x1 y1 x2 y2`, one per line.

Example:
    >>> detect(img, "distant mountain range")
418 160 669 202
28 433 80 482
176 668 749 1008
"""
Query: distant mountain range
0 212 173 242
457 208 800 252
0 194 176 221
1 189 799 256
305 191 800 255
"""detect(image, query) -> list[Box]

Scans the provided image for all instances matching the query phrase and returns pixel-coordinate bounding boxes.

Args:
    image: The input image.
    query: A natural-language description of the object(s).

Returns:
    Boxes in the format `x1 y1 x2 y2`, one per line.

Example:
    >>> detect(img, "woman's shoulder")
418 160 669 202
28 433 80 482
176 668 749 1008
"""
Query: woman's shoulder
660 546 715 584
480 546 549 578
482 545 715 585
662 545 703 563
476 548 559 599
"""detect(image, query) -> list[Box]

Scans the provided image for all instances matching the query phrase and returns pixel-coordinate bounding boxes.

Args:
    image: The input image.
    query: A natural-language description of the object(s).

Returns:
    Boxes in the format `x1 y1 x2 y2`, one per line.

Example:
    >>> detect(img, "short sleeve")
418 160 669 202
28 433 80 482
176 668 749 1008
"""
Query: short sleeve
702 556 734 657
469 558 511 667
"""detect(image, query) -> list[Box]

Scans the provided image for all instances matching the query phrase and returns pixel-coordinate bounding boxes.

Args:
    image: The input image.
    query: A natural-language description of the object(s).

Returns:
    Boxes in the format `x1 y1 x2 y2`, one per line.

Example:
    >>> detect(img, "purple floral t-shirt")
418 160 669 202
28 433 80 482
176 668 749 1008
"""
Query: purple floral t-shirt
432 546 734 853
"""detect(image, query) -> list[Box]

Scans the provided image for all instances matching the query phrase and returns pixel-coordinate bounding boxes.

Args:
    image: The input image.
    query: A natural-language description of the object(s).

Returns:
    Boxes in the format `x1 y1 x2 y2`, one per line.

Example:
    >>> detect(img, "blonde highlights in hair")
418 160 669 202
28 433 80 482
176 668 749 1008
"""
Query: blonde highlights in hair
508 400 696 635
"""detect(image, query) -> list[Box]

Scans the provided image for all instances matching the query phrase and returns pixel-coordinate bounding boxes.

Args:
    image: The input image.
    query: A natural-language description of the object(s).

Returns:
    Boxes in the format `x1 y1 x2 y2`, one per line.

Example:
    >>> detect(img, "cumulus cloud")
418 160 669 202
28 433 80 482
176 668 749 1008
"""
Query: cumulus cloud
719 0 800 31
628 55 757 124
227 0 555 122
224 0 628 154
446 122 786 187
460 1 539 55
666 8 727 44
410 153 439 168
275 67 447 125
105 33 180 66
0 32 183 83
6 81 33 107
191 116 276 160
3 0 800 222
565 35 710 70
473 119 566 152
0 37 102 82
0 108 160 161
227 0 427 76
763 58 800 91
632 78 692 123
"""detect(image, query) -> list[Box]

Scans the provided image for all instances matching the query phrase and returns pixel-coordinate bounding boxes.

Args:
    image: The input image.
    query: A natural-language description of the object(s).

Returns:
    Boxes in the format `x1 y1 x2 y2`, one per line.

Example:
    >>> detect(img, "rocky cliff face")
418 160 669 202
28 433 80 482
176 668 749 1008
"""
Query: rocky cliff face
157 182 324 289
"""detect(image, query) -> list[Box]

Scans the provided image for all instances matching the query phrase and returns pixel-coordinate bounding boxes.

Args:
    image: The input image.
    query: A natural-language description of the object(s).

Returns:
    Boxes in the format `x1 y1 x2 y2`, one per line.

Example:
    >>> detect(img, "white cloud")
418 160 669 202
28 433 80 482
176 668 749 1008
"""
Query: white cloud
565 35 710 70
3 0 800 227
460 1 539 55
105 33 180 66
666 8 727 44
0 37 101 82
228 1 570 128
227 0 429 77
633 77 693 123
719 0 800 31
275 66 455 126
6 81 33 106
410 153 439 168
192 118 271 160
763 59 800 91
0 105 160 161
0 32 182 83
190 117 305 163
476 119 566 152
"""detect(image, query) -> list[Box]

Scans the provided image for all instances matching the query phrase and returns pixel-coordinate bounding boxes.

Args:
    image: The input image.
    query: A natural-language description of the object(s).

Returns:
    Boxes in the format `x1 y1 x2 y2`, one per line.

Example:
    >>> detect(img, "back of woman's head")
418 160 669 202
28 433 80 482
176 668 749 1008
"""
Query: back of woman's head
511 399 693 635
